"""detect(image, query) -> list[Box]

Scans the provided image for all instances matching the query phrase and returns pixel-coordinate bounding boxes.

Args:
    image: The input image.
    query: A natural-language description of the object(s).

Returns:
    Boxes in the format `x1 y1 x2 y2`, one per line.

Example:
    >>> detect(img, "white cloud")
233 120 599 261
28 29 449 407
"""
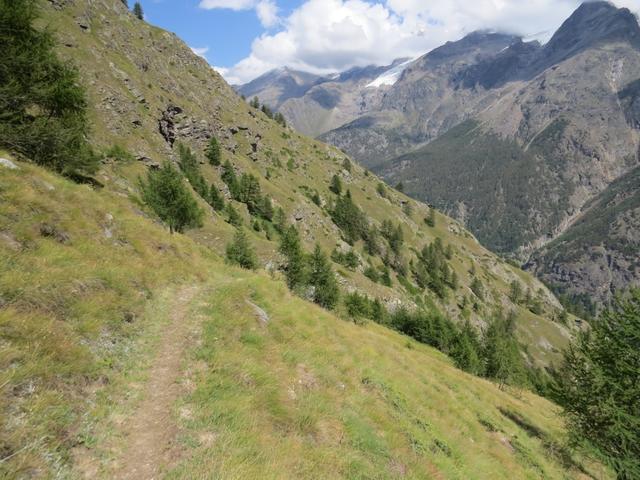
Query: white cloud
256 0 279 27
199 0 280 28
190 46 210 59
216 0 640 84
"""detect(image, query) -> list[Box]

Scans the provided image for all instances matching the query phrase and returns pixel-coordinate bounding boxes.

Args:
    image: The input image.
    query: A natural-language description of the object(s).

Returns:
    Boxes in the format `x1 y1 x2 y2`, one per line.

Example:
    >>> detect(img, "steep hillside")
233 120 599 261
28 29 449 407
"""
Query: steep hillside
526 166 640 308
34 0 575 367
0 157 606 479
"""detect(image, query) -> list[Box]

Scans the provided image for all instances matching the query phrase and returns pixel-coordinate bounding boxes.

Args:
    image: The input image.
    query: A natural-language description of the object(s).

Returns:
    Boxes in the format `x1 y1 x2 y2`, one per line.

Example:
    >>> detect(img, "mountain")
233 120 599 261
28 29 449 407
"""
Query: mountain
525 165 640 309
319 1 640 304
0 0 593 477
238 59 412 137
236 67 324 110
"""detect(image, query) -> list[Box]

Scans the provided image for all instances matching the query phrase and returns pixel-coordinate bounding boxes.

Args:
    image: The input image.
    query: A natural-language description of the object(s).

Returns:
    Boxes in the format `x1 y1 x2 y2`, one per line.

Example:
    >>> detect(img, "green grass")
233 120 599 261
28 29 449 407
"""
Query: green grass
161 275 602 479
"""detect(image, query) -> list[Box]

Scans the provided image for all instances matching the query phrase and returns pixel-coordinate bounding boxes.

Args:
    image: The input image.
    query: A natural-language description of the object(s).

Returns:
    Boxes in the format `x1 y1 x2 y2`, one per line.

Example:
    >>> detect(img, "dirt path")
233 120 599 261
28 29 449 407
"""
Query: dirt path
112 285 199 480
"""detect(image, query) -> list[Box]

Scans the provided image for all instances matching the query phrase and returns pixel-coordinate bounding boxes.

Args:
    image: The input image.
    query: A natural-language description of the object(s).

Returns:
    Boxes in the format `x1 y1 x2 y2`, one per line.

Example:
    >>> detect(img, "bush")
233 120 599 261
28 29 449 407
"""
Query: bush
329 174 342 195
0 0 98 177
140 162 203 233
225 228 258 270
345 292 371 320
105 144 135 163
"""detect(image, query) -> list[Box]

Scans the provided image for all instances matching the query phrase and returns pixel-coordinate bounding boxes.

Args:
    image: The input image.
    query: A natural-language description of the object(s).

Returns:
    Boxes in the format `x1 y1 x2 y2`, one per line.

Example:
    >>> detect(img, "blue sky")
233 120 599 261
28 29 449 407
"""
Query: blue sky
141 0 640 84
144 0 300 67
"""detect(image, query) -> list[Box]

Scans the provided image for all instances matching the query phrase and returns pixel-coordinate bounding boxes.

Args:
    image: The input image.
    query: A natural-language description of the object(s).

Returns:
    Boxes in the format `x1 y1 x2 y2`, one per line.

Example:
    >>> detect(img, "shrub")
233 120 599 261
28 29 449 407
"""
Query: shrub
329 174 342 195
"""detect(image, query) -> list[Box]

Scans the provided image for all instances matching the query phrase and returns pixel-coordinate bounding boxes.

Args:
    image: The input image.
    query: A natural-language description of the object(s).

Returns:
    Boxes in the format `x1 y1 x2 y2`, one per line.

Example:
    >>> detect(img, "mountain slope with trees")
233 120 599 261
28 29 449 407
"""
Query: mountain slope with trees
0 0 613 477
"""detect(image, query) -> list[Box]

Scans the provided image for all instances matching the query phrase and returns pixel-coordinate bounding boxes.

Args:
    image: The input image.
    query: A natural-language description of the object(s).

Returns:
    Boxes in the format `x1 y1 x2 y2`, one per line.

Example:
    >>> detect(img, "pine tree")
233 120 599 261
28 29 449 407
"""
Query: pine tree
308 244 339 309
177 143 207 197
133 1 143 19
0 0 98 177
225 228 258 270
205 136 221 166
209 184 225 211
451 322 483 375
140 162 203 233
279 225 306 290
225 203 243 226
329 174 342 195
483 313 527 388
221 160 240 199
554 291 640 479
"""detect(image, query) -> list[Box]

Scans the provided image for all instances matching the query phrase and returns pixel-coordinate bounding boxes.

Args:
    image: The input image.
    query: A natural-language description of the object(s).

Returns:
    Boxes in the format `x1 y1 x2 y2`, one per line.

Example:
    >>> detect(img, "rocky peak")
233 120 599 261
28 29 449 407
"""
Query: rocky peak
542 1 640 63
419 31 520 67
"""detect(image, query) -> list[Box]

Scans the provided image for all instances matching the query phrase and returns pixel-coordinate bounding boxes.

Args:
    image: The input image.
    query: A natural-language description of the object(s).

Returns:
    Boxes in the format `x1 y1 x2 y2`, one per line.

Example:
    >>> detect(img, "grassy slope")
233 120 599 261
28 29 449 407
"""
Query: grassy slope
0 159 605 479
39 0 573 367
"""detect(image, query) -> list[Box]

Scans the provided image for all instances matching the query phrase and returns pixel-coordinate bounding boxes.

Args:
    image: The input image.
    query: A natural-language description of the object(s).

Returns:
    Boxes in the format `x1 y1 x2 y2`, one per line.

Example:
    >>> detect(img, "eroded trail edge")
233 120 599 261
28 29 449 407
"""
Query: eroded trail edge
113 285 199 480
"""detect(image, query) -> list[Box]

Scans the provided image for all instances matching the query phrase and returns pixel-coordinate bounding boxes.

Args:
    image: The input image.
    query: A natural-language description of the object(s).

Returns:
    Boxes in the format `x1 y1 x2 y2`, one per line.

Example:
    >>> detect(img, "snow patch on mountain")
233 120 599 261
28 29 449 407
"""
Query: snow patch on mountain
366 58 414 88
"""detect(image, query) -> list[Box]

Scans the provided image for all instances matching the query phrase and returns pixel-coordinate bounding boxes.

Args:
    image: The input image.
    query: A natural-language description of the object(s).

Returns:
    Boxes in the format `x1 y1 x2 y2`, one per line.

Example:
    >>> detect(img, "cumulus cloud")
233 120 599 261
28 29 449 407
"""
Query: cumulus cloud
199 0 280 28
215 0 640 84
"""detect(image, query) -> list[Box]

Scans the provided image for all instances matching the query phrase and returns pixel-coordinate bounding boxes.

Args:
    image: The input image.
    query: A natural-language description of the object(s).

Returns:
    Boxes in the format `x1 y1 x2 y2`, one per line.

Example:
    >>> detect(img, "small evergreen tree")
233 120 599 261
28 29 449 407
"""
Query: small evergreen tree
133 1 143 19
554 291 640 479
225 203 243 226
177 143 207 197
225 228 258 270
425 208 436 228
376 182 386 198
250 96 260 109
221 160 240 199
342 158 352 172
308 244 339 309
0 0 98 177
279 225 306 290
329 174 342 195
140 162 203 233
483 312 527 388
395 182 404 193
205 136 221 166
209 184 225 211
